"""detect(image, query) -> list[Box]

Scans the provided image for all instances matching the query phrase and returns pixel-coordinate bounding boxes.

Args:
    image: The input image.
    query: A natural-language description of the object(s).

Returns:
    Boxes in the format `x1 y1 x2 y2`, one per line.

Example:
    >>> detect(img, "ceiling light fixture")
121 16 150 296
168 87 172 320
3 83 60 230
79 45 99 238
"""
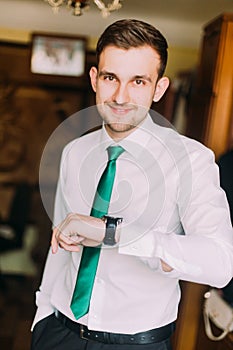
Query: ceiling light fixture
45 0 123 18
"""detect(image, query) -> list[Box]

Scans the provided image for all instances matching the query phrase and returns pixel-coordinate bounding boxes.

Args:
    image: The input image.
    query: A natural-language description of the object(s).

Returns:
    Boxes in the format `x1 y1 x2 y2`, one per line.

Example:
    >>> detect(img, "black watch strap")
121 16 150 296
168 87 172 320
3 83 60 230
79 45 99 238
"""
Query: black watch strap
102 216 123 246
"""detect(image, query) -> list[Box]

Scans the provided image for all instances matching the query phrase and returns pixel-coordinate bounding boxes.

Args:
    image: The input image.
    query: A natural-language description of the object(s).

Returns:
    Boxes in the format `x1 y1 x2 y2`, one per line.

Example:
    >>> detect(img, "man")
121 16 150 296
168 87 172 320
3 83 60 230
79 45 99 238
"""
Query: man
31 19 233 350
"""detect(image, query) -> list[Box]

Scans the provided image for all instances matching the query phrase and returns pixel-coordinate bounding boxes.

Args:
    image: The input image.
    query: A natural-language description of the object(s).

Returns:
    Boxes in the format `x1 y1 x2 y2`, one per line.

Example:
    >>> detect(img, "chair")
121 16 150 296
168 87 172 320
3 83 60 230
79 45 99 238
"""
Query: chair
0 182 38 278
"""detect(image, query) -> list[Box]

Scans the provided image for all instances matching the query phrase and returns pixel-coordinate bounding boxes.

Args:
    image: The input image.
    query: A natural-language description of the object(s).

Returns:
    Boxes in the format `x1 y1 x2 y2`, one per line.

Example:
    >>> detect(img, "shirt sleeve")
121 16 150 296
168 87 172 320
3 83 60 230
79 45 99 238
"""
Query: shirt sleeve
119 146 233 288
31 247 70 329
32 146 71 329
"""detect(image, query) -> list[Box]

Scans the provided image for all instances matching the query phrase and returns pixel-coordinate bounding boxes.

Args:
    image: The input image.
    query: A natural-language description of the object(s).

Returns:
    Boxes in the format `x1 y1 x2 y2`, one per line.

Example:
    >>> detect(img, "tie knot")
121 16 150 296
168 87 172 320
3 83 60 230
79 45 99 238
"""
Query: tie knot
107 145 124 161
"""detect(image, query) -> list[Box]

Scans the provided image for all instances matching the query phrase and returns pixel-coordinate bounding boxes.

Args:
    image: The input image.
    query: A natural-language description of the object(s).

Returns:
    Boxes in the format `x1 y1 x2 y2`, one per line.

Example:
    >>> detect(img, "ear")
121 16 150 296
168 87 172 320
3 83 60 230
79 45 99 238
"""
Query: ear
89 66 98 92
153 77 170 102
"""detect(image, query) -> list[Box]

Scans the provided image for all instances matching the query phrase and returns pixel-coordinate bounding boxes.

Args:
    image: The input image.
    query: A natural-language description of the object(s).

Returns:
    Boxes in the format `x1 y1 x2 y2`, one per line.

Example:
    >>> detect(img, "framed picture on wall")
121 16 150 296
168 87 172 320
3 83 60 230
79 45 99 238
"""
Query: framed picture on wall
30 33 87 77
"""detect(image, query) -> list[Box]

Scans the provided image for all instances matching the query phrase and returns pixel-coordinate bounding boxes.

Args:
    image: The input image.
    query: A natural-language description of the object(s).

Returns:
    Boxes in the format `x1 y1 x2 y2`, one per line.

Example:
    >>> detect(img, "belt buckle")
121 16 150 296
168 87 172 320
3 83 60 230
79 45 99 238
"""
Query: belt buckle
80 325 89 340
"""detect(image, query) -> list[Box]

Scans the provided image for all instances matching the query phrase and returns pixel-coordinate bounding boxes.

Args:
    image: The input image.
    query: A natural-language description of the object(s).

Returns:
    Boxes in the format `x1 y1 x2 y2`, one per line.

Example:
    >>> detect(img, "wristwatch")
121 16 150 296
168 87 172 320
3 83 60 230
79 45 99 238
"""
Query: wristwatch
101 215 123 246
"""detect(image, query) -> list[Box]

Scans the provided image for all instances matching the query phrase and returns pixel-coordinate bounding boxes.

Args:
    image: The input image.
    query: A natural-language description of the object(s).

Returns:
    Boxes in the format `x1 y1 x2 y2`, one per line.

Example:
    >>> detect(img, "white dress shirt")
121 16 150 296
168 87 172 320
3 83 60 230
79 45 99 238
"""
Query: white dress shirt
32 115 233 334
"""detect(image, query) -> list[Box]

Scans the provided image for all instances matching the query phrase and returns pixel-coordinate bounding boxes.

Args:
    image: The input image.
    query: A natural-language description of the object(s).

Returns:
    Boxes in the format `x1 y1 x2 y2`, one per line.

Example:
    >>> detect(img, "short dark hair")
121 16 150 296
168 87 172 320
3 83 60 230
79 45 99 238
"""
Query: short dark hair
96 19 168 79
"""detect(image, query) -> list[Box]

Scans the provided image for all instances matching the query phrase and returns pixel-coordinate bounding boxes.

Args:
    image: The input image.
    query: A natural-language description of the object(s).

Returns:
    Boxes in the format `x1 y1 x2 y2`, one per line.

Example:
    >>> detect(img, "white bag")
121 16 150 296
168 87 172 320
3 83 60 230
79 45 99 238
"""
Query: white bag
203 288 233 341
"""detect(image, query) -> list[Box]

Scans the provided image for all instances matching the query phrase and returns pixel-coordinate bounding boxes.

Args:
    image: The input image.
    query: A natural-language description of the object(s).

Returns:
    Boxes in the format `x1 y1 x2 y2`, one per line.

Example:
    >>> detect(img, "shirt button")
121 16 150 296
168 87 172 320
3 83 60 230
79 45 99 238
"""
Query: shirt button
97 278 104 284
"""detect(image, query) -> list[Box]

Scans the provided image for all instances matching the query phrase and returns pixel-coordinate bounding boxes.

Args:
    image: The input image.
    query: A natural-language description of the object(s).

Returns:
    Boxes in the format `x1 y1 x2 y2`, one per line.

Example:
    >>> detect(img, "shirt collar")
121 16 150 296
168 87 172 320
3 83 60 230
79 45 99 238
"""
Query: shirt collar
98 115 155 159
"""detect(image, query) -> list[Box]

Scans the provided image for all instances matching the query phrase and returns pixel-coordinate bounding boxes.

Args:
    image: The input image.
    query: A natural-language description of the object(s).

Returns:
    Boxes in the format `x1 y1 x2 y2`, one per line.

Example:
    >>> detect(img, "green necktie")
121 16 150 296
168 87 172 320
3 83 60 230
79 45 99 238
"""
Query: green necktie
70 145 124 319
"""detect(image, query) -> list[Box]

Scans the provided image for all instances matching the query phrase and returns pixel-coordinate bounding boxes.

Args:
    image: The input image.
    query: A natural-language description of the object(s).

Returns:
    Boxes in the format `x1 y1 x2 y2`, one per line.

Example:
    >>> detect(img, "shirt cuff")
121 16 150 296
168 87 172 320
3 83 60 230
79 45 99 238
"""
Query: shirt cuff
118 224 156 257
31 291 55 331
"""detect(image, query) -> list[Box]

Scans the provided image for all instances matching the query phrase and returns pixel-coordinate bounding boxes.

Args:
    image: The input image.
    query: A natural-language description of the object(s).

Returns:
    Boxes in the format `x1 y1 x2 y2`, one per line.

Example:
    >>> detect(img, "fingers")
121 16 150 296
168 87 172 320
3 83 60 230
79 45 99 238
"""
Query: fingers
51 213 103 253
58 241 81 252
66 234 85 244
160 259 173 272
51 224 84 254
51 227 59 254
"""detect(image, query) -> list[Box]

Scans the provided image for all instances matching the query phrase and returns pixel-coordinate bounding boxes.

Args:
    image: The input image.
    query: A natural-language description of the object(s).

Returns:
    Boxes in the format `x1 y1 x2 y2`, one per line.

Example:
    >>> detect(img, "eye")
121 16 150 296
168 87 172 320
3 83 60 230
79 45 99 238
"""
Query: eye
104 75 116 82
135 79 145 86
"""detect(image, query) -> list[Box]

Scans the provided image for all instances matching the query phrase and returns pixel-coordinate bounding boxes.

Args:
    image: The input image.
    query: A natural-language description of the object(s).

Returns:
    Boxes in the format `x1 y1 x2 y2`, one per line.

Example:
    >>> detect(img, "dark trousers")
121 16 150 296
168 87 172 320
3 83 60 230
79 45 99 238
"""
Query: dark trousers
31 314 173 350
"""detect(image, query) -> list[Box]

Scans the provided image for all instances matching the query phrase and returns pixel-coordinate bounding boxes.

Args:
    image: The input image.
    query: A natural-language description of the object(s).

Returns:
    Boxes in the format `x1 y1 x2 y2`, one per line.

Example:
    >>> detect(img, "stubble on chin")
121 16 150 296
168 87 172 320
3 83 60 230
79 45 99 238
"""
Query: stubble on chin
105 121 136 134
99 103 148 138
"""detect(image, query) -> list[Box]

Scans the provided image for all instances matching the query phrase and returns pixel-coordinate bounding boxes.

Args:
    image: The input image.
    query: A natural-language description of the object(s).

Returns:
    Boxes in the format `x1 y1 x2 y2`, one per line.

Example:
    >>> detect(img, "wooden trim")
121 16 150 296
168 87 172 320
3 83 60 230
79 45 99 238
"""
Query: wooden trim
203 19 233 158
173 282 208 350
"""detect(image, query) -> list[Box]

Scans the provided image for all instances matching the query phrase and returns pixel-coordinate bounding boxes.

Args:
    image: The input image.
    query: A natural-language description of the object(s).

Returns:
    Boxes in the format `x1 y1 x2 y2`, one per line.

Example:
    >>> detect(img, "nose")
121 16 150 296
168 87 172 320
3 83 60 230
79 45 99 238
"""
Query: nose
112 83 130 104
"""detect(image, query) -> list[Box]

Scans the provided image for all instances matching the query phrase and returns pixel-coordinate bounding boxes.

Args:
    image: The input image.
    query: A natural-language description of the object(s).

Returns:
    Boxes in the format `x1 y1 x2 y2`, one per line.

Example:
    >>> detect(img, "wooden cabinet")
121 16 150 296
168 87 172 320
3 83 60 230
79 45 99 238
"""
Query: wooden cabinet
186 13 233 159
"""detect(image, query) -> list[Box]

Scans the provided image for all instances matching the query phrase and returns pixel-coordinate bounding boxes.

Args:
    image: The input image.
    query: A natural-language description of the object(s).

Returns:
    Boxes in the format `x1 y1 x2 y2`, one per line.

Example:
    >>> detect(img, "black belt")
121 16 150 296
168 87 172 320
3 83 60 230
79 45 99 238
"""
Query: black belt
56 311 175 344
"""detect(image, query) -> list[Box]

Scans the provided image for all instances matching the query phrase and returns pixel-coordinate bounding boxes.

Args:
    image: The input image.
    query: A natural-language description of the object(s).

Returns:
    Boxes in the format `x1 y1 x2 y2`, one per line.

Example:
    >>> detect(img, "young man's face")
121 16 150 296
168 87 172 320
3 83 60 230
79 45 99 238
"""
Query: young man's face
90 45 169 140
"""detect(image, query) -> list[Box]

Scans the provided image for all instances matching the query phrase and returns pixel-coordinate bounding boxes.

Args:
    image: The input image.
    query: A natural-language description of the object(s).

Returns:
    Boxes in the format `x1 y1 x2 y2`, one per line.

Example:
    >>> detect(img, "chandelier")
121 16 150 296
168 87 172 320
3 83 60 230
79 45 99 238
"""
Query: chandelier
45 0 123 18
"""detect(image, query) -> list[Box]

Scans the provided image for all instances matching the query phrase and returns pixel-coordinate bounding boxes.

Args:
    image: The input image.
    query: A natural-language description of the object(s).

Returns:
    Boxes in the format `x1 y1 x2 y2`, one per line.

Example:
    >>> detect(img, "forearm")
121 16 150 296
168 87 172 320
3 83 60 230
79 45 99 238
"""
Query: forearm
52 211 127 248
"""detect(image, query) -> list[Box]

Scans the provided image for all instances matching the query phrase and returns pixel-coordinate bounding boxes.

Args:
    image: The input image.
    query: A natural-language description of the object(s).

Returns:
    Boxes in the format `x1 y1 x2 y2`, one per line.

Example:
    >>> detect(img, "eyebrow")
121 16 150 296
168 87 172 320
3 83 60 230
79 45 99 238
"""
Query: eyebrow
134 75 152 83
98 70 153 83
98 70 117 78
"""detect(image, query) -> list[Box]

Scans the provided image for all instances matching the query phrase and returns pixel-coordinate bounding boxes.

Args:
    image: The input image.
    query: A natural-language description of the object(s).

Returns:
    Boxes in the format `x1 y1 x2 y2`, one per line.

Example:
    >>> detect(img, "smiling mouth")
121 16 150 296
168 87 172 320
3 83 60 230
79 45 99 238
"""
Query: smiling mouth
108 103 135 115
111 107 131 115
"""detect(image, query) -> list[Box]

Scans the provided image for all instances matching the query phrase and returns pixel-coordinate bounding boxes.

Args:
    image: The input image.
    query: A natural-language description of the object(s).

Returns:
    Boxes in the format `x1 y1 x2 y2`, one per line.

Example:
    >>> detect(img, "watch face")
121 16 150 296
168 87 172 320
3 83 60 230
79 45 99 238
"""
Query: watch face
103 216 123 246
